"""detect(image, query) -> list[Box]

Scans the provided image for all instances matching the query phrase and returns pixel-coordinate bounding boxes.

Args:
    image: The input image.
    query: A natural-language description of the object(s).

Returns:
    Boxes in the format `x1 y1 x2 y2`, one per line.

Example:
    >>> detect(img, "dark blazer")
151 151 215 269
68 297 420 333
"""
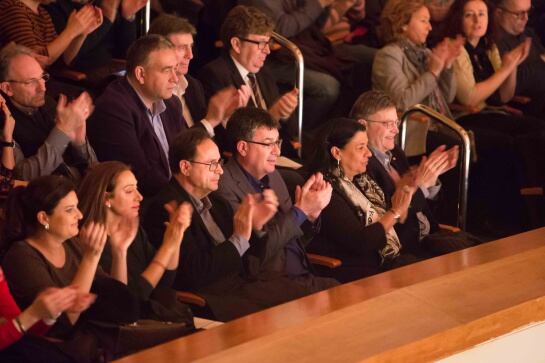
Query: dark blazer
365 146 439 253
142 179 309 321
88 77 187 197
311 182 388 282
197 53 280 108
184 75 207 122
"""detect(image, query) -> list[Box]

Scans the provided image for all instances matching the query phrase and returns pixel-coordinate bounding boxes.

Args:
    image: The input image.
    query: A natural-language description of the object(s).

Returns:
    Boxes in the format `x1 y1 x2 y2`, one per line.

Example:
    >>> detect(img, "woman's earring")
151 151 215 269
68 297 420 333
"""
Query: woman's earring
44 223 49 230
106 202 111 209
336 158 344 178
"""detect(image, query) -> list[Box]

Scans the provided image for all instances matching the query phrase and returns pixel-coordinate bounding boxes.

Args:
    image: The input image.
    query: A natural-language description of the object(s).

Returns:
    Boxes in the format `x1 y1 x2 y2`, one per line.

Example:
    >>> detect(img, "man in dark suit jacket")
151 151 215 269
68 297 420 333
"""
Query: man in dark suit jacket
88 35 188 197
142 128 309 321
217 107 338 292
350 90 475 255
148 14 251 153
197 5 299 155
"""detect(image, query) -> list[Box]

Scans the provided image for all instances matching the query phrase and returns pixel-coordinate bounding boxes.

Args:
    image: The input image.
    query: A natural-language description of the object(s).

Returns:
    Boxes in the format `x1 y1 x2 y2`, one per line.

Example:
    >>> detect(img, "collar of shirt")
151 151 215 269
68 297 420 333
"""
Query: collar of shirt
187 193 213 215
370 146 394 170
127 77 167 117
236 158 270 192
231 55 250 82
173 75 189 98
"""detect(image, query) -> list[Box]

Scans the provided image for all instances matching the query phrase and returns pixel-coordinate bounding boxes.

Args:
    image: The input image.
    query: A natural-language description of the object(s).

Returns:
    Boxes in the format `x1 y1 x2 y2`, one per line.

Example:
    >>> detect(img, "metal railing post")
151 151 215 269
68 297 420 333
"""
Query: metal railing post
271 32 304 159
400 104 470 230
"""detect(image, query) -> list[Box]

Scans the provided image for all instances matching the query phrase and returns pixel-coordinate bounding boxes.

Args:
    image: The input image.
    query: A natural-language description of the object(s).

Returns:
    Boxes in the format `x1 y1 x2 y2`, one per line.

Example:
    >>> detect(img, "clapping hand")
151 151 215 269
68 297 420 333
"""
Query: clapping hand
233 195 255 241
79 222 107 258
56 92 94 145
412 145 459 189
269 88 298 122
294 172 333 222
162 201 193 248
251 189 279 231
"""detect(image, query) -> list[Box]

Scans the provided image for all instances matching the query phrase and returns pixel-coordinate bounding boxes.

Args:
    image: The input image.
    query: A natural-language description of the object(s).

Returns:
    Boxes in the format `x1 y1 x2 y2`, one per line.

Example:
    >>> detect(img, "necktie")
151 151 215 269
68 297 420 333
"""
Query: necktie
247 73 266 110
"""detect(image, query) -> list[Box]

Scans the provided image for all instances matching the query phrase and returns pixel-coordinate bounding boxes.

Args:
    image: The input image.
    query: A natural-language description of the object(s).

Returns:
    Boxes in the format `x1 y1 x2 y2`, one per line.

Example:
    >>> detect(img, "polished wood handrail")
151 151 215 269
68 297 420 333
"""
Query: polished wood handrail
115 228 545 363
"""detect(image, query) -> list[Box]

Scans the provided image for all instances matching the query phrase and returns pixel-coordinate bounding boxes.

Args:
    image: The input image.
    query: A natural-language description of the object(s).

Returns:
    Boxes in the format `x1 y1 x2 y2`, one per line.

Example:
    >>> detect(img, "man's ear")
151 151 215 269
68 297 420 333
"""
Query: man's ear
0 81 14 97
134 66 146 85
359 118 367 126
180 160 191 176
230 37 242 55
236 140 248 157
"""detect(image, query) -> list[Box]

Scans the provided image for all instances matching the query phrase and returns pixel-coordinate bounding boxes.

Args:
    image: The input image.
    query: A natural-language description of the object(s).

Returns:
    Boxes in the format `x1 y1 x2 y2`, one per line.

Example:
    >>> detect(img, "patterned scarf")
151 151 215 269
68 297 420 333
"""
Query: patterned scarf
399 39 454 119
332 171 402 264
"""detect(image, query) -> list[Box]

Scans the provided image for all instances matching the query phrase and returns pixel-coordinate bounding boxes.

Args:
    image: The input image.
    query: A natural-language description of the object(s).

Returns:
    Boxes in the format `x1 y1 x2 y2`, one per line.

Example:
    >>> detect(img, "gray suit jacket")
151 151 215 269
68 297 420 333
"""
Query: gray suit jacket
372 41 456 112
217 158 304 274
372 41 456 155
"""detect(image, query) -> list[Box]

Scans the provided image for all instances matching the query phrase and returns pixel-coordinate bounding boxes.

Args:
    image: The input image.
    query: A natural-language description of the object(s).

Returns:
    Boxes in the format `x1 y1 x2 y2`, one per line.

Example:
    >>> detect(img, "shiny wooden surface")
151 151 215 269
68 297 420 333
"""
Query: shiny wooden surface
115 227 545 363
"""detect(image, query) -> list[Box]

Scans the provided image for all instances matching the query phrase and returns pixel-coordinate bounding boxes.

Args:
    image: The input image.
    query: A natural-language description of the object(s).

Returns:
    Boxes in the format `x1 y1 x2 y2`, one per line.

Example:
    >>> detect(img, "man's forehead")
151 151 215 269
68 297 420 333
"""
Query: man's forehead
504 0 531 10
145 48 177 68
8 54 42 77
169 32 194 44
252 126 279 139
196 138 220 159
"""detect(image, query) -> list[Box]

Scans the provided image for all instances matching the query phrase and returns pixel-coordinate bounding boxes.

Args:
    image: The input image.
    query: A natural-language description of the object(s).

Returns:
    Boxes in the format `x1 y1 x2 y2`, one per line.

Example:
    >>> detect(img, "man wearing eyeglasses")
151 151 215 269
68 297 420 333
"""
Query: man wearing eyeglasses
217 107 338 294
350 91 477 255
142 128 309 321
0 44 96 182
197 5 299 157
495 0 545 115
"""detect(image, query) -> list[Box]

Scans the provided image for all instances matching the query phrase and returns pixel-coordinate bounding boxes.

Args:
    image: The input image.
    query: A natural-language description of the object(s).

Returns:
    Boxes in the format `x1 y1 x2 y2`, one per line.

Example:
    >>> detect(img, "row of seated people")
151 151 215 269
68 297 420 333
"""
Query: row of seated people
0 94 477 360
2 0 544 136
3 0 545 236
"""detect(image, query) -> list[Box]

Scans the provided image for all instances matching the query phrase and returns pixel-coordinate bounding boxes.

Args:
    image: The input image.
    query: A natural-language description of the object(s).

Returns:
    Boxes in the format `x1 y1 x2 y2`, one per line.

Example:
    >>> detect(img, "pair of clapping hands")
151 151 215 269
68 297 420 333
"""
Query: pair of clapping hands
392 145 459 222
233 172 332 241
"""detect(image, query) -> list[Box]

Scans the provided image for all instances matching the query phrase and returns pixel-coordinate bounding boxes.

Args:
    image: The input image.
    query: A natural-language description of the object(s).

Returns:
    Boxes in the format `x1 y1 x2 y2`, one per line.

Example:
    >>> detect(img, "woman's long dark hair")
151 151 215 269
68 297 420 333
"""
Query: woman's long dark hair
306 118 366 176
2 175 75 252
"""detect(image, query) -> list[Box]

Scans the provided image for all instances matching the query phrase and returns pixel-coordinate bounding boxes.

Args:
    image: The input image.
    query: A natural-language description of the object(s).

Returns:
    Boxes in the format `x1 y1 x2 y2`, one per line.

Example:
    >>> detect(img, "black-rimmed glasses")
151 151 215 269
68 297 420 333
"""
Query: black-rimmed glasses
243 139 283 149
239 37 275 50
6 73 50 86
189 159 225 172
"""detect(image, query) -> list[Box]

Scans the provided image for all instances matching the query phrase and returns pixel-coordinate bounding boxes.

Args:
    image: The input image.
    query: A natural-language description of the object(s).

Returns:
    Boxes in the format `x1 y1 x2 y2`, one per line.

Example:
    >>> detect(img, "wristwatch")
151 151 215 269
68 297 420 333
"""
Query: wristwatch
389 208 401 222
0 140 14 148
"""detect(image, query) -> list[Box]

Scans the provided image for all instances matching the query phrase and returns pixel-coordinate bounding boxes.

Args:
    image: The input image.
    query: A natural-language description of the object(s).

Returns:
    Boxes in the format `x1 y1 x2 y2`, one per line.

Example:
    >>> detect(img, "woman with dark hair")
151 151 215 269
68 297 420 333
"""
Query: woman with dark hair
0 175 114 361
307 119 421 282
77 161 192 301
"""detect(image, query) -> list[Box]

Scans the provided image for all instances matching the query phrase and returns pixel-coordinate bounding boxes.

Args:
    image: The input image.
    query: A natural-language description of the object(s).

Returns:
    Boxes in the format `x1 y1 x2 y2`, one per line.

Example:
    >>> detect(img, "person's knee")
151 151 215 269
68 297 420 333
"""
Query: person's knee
304 70 340 100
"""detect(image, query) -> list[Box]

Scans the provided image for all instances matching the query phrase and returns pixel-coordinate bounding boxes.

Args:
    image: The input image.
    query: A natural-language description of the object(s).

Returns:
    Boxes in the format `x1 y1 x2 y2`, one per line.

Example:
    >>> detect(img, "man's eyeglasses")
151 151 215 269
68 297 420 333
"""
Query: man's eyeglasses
499 6 532 20
365 119 401 129
239 37 275 50
243 139 283 149
188 159 225 172
6 73 50 86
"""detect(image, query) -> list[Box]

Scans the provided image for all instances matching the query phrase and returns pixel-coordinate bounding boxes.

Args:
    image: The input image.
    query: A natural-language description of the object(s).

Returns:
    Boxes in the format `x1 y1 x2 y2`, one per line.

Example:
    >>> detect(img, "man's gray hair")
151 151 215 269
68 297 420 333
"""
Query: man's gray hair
0 43 34 82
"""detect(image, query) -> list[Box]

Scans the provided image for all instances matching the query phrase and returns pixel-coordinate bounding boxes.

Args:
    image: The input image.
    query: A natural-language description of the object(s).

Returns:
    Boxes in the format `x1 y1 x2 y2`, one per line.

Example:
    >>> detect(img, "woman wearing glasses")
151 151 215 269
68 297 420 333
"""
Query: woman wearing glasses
77 161 193 303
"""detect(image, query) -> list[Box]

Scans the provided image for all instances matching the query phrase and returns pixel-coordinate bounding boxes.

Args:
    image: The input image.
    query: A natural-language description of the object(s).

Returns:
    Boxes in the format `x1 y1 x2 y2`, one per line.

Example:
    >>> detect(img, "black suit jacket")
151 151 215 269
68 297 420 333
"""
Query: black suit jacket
197 53 280 108
311 183 388 282
141 179 310 321
365 146 439 252
88 77 187 197
184 75 207 122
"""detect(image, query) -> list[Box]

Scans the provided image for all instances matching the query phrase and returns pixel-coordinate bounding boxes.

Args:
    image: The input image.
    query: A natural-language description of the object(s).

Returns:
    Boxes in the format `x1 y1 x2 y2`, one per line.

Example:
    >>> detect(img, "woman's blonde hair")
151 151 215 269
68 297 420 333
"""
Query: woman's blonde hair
379 0 428 44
